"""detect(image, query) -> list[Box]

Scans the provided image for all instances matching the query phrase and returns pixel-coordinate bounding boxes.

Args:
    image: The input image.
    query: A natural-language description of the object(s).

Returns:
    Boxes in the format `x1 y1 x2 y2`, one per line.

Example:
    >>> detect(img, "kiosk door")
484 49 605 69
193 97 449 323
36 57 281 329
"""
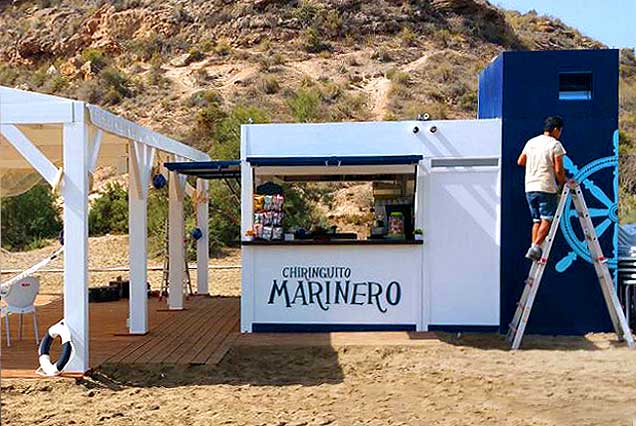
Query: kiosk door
420 158 501 329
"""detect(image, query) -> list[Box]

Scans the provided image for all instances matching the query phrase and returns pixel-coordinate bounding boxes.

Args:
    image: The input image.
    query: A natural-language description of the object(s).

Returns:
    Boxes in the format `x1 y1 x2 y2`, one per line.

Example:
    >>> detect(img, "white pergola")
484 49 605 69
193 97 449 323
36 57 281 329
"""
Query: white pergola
0 86 211 373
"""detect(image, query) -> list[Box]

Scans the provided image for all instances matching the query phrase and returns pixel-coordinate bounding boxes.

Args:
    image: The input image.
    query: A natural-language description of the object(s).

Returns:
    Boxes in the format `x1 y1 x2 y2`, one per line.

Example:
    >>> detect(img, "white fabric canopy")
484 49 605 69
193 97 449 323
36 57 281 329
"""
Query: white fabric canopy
0 86 208 196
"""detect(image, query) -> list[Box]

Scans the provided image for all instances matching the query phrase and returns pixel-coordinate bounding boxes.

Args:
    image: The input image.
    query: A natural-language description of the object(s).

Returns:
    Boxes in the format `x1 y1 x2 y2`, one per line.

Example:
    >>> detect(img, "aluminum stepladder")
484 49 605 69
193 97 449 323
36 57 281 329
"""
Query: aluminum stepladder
507 180 635 350
159 220 193 301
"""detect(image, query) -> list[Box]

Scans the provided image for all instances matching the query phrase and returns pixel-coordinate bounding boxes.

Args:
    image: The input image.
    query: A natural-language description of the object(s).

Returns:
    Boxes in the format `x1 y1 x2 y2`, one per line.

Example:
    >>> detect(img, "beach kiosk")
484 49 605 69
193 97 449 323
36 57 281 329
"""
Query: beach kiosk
164 49 620 336
238 119 502 332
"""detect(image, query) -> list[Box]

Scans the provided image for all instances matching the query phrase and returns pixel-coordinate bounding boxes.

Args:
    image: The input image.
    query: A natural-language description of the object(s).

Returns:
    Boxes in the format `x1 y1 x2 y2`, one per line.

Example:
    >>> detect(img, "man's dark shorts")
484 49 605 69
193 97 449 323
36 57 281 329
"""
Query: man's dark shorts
526 191 558 223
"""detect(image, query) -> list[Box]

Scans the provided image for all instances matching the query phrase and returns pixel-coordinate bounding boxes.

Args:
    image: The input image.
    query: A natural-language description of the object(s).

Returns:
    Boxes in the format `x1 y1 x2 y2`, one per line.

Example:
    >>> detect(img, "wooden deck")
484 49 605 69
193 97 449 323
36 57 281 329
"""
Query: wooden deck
1 295 240 379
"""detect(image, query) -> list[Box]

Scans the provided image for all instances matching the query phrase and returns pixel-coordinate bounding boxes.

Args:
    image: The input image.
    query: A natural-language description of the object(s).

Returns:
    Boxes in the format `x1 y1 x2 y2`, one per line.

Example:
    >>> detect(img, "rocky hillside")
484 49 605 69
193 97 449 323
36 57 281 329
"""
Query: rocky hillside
0 0 635 214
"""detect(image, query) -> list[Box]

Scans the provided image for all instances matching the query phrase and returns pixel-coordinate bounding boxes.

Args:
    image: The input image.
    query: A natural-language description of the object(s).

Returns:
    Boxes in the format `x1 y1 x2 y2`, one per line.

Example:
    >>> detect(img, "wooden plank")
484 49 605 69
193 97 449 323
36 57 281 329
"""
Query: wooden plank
183 299 238 365
188 300 240 365
158 299 236 364
205 327 240 366
138 298 230 364
110 297 216 364
103 300 200 364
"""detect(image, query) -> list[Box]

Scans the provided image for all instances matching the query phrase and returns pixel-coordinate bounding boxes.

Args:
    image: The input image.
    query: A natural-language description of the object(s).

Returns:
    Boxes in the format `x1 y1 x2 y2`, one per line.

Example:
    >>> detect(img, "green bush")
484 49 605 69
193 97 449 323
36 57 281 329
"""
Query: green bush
81 48 109 73
214 38 232 56
259 76 280 94
213 105 270 159
125 34 169 62
294 1 320 27
89 182 129 236
0 184 62 251
287 88 322 122
302 27 332 54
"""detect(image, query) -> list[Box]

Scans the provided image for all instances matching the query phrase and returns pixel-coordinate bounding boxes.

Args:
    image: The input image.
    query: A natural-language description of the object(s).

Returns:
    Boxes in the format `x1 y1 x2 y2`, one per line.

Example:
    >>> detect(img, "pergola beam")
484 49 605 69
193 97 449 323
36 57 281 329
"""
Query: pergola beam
0 101 74 124
87 106 209 162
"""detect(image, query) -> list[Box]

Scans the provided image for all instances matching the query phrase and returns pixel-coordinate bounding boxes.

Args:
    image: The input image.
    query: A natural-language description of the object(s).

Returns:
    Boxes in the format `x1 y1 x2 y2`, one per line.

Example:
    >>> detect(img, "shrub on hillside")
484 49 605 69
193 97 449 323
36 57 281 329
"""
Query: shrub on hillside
287 88 322 122
258 76 280 94
81 48 109 73
0 184 62 251
213 105 270 159
302 28 332 54
89 182 129 236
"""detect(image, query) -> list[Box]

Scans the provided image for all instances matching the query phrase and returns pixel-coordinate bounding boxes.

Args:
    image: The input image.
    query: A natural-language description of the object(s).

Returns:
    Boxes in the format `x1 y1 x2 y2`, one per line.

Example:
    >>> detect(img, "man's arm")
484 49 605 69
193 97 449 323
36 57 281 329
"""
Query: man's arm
517 153 527 167
554 154 566 186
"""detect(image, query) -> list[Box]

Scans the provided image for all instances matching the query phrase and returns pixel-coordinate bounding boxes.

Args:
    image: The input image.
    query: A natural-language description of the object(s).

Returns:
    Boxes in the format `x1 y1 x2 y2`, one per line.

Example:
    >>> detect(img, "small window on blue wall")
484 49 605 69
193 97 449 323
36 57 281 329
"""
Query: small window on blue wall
559 72 592 100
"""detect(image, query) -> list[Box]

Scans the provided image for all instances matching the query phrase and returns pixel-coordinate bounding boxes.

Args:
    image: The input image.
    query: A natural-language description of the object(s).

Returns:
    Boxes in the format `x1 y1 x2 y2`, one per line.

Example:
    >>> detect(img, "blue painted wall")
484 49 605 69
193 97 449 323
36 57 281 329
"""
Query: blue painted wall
479 49 619 334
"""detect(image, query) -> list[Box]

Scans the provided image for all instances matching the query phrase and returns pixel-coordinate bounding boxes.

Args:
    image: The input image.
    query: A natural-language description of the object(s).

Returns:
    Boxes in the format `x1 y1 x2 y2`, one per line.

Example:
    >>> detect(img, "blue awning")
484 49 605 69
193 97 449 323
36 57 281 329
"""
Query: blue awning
164 160 241 179
246 155 423 167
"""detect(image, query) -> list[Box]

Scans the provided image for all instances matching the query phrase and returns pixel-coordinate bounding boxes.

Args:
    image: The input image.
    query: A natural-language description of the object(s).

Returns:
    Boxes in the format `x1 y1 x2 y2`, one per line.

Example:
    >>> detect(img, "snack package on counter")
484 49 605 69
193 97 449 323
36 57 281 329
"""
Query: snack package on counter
253 224 264 239
254 213 263 224
262 226 273 240
272 226 284 240
273 194 285 211
264 195 273 211
271 211 282 226
253 195 265 211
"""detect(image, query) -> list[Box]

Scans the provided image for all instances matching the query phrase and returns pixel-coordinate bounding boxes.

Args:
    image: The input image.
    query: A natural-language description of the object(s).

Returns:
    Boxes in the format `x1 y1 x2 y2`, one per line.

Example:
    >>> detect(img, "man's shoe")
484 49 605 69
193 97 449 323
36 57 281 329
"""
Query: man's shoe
525 245 542 261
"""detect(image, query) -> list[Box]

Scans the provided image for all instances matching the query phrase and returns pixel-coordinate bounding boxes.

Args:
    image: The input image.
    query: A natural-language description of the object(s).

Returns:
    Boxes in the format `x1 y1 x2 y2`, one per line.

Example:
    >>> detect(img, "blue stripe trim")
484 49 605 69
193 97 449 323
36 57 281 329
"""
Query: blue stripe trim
428 325 500 333
252 323 417 332
164 160 241 179
246 155 423 167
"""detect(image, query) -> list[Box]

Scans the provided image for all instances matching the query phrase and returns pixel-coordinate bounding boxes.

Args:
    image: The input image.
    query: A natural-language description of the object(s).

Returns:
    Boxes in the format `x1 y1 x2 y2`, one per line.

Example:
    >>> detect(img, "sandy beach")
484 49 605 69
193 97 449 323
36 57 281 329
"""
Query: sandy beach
3 332 636 425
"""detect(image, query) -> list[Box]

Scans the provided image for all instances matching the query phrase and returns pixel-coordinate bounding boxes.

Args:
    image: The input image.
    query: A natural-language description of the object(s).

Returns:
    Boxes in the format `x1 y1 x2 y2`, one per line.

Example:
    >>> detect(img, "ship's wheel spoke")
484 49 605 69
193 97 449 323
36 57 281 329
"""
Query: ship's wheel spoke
582 180 613 208
568 208 608 218
588 208 609 217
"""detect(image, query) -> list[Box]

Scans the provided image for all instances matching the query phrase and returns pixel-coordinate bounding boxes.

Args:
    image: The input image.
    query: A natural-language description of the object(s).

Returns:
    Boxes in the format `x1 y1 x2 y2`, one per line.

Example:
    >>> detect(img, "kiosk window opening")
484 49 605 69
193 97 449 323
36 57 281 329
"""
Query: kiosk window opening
559 72 592 101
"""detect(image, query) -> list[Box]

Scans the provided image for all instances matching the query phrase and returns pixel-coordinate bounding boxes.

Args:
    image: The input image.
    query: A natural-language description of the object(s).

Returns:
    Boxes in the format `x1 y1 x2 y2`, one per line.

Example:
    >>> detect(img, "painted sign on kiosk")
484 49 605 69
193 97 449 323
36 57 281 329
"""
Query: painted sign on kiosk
248 245 421 327
268 265 403 313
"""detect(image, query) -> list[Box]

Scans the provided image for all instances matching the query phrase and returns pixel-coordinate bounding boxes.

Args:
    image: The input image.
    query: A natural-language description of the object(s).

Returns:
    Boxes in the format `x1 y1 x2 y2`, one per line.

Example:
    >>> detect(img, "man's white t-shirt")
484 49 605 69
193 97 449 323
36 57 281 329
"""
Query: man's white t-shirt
521 134 566 193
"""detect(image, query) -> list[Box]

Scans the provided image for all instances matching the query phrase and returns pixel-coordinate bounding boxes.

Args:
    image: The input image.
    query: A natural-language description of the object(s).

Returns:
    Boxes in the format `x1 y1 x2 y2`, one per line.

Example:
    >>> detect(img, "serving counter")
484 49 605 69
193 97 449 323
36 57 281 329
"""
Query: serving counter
241 240 425 332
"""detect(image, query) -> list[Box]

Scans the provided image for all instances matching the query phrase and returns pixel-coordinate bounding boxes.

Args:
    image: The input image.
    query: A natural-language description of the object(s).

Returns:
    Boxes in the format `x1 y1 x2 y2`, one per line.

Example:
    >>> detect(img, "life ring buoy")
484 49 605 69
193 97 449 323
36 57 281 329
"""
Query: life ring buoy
37 320 74 376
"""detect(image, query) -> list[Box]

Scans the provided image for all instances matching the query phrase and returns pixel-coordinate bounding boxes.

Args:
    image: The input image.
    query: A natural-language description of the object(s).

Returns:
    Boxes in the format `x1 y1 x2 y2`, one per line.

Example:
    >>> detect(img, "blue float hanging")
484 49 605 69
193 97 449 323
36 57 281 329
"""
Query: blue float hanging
191 228 203 241
152 173 167 189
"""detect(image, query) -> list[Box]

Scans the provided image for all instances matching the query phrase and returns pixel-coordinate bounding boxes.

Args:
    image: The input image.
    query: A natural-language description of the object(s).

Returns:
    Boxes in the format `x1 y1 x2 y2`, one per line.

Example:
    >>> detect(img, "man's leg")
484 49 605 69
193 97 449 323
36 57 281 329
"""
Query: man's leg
534 219 551 246
531 222 540 245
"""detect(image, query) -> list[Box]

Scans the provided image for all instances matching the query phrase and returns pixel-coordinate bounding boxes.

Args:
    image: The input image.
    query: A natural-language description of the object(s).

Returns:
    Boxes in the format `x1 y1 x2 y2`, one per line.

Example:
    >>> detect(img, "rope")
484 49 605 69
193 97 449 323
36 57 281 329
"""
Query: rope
0 246 64 293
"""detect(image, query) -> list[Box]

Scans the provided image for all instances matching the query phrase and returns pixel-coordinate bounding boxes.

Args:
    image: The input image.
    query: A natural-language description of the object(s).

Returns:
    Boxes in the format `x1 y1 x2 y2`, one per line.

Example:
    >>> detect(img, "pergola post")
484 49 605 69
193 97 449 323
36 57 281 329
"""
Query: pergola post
168 165 186 310
128 141 154 334
62 102 90 372
196 179 209 295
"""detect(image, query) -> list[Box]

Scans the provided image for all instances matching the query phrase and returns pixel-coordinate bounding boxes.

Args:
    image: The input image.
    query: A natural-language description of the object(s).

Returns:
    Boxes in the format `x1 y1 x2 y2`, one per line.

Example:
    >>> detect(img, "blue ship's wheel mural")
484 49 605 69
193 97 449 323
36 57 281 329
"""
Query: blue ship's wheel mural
555 130 619 274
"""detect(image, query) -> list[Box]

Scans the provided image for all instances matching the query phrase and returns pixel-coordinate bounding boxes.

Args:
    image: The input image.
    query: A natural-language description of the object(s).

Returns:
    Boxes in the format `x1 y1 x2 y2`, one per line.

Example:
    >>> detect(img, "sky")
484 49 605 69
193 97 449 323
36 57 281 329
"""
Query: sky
493 0 636 49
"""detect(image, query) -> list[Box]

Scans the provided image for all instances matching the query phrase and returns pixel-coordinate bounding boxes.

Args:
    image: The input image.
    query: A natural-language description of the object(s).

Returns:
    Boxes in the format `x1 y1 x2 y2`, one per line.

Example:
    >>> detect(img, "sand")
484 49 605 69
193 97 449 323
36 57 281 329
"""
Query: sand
3 238 636 425
3 334 636 425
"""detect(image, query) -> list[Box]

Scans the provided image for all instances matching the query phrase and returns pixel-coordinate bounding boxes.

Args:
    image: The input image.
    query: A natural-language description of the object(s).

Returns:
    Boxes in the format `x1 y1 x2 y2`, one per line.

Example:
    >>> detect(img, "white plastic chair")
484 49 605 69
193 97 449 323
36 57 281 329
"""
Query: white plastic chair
0 276 40 347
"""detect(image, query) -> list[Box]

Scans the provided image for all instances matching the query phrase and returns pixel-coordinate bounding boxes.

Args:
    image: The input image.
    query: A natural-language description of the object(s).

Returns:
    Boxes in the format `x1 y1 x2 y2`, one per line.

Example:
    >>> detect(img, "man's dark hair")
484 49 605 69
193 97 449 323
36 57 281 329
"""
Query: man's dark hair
544 116 564 132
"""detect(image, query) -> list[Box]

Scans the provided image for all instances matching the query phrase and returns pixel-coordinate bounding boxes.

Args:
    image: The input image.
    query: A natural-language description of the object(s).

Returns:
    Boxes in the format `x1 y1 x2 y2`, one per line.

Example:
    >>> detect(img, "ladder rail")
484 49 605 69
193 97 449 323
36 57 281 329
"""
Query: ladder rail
569 184 634 348
507 185 570 346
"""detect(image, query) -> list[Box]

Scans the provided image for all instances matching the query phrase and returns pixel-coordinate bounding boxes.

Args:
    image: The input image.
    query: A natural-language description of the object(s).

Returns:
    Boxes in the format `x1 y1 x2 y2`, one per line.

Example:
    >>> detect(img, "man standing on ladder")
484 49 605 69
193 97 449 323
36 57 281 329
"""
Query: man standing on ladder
517 116 567 261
